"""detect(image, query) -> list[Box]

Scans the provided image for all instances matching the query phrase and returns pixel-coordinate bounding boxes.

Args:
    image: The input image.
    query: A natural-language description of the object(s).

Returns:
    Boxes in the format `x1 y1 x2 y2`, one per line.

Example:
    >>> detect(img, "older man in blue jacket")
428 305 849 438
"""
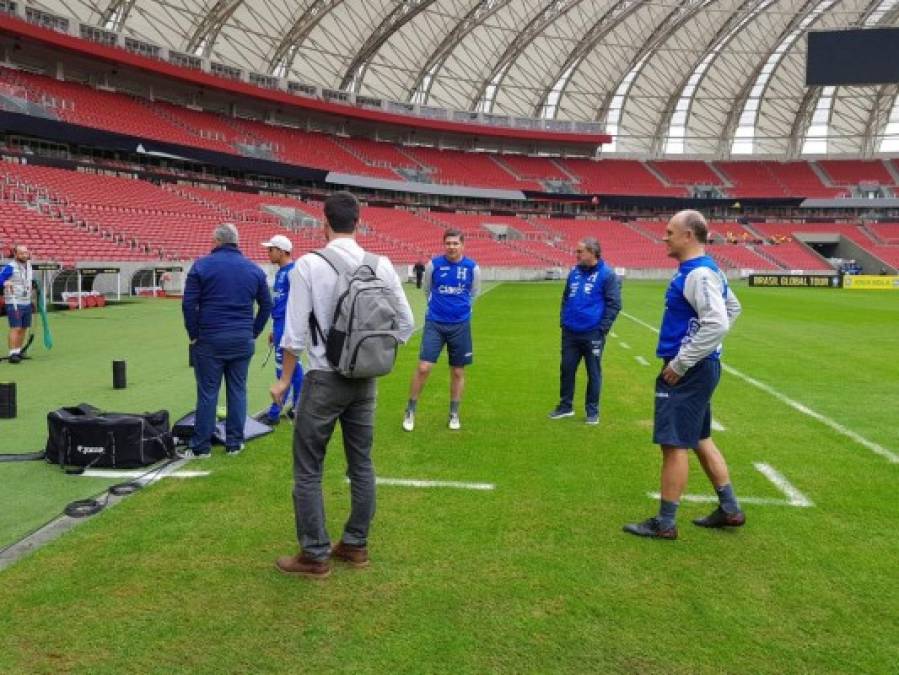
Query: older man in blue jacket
549 237 621 425
182 223 272 457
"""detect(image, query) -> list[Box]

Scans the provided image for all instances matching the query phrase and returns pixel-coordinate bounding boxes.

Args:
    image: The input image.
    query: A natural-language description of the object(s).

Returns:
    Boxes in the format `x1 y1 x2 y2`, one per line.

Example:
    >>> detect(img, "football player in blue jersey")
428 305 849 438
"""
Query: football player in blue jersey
403 228 480 431
260 234 303 425
624 210 744 540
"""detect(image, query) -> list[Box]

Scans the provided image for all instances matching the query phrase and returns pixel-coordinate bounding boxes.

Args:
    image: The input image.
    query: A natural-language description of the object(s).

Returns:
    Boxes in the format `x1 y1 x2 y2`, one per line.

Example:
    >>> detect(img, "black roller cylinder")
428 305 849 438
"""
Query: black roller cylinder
0 382 16 418
112 360 127 389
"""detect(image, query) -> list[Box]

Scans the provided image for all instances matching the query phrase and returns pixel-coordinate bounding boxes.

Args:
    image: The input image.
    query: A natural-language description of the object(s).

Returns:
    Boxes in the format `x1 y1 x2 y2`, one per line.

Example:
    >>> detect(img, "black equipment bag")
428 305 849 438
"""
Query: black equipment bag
45 403 175 469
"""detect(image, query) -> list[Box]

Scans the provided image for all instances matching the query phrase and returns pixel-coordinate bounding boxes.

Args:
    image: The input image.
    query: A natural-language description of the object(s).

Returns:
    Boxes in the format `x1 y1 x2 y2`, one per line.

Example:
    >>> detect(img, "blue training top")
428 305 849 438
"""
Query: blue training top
271 261 295 324
426 255 478 324
560 261 621 333
657 255 728 360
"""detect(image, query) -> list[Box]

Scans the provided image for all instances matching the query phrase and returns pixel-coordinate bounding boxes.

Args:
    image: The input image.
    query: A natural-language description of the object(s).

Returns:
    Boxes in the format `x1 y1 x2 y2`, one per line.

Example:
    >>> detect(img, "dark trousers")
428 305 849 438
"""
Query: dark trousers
292 370 377 560
267 320 303 417
190 335 254 451
559 328 605 418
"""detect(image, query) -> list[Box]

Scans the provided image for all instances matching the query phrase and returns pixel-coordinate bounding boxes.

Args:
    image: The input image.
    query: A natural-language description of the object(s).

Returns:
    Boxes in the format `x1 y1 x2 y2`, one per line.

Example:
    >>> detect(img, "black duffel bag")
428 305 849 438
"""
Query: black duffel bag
45 403 175 469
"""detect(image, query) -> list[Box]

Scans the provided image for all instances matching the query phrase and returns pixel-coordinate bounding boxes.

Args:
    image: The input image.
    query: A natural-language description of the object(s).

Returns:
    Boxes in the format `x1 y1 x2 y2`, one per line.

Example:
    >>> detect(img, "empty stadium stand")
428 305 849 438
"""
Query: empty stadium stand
649 161 724 186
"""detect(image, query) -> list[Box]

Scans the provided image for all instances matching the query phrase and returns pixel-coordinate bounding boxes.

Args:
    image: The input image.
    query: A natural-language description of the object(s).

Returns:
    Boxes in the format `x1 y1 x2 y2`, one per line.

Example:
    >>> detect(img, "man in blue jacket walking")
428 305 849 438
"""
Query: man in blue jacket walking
549 237 621 425
182 223 272 457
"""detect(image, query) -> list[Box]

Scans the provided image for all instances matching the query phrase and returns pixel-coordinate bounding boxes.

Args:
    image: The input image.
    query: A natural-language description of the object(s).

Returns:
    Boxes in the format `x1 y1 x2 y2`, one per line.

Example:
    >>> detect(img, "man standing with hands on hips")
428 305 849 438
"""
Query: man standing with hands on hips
548 237 621 425
623 210 744 540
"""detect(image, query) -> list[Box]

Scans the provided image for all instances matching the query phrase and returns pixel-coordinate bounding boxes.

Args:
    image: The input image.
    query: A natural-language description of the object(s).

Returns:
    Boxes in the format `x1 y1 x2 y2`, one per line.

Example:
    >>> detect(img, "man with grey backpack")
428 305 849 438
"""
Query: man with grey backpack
271 191 414 579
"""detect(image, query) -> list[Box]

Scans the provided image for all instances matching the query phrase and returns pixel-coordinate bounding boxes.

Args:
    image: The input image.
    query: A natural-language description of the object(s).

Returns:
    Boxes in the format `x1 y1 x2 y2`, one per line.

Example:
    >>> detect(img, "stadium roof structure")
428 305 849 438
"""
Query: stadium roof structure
22 0 899 158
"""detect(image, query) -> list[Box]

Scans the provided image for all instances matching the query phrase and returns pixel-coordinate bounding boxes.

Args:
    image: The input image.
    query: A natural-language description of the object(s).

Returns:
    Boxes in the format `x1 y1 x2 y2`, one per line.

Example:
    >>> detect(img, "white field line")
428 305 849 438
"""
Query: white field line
619 342 631 350
373 477 495 491
647 492 790 507
711 418 726 432
635 355 649 366
620 311 899 464
647 461 813 508
754 462 814 507
80 469 210 480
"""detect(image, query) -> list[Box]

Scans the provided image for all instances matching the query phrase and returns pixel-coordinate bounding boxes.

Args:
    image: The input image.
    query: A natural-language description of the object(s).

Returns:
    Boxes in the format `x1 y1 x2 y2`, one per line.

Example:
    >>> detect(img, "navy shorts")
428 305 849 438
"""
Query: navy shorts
6 304 32 329
653 358 721 449
419 320 473 367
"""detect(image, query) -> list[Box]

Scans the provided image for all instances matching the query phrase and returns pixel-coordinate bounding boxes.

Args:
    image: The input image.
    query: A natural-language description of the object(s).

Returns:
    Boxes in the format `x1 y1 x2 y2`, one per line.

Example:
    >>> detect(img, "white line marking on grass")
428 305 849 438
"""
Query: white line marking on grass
647 463 812 508
754 462 814 507
721 364 899 464
374 477 495 491
711 418 726 432
619 342 631 350
647 492 790 507
622 311 659 334
635 356 649 366
621 311 899 464
80 469 210 479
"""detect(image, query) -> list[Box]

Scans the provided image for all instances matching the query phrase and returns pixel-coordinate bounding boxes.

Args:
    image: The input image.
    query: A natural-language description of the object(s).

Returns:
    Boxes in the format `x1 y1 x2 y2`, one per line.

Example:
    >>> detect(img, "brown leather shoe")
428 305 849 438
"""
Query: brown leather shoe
275 553 331 578
331 541 370 568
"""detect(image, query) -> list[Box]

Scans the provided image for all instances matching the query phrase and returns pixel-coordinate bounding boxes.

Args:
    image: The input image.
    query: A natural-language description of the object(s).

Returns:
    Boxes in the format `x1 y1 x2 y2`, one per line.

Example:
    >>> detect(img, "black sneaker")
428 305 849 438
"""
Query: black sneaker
254 411 279 426
285 406 295 421
548 408 574 420
8 353 21 364
225 444 245 456
692 507 746 529
623 517 678 540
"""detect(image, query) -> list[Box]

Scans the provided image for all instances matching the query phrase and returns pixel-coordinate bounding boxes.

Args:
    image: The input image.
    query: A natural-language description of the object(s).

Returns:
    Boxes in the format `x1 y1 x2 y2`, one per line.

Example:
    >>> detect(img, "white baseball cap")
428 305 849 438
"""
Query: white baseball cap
261 234 293 253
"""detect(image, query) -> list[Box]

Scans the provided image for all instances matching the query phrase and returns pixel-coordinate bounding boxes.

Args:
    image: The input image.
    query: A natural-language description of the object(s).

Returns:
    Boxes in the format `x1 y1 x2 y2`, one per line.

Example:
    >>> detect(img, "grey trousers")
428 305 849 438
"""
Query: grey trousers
292 369 377 560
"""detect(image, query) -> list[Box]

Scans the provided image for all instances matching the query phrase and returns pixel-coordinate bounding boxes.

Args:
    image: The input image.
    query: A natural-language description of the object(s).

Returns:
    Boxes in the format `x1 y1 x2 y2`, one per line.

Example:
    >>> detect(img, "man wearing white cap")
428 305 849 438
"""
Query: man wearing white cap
261 234 303 424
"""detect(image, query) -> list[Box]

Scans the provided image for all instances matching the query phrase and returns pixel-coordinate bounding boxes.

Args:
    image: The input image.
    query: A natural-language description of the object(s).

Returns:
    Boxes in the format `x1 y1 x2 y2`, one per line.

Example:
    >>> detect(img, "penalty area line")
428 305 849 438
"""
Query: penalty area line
620 311 899 464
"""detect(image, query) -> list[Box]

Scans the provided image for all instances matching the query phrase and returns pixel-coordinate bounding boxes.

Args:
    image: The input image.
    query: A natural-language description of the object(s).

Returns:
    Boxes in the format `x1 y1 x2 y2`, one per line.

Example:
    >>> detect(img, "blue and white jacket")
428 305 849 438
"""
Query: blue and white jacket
560 261 621 334
657 255 741 375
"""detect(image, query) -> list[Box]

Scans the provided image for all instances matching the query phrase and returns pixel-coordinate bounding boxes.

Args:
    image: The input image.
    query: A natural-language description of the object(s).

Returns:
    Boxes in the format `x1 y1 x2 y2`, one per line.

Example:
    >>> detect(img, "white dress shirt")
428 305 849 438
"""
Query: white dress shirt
280 237 415 371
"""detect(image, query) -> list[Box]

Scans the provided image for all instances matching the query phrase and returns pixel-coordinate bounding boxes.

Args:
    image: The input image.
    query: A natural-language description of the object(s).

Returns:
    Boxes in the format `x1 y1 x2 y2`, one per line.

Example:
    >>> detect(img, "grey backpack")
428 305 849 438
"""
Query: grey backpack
310 248 403 379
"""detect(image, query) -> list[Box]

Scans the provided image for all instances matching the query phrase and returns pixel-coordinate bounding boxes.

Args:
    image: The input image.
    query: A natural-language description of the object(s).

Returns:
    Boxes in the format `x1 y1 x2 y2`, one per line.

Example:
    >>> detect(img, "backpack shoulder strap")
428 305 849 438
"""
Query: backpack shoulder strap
308 249 343 347
312 247 353 276
360 252 381 276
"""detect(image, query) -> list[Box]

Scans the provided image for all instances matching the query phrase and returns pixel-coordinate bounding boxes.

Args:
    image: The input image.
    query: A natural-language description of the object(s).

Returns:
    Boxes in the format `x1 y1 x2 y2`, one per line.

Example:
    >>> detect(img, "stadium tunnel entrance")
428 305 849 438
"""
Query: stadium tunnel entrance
131 266 184 297
52 266 120 309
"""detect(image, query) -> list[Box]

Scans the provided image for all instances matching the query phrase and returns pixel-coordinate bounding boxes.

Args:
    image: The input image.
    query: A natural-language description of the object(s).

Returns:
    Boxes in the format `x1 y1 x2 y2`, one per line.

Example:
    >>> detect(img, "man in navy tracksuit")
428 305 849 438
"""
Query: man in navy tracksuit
549 237 621 425
182 224 271 457
623 210 744 540
260 234 303 425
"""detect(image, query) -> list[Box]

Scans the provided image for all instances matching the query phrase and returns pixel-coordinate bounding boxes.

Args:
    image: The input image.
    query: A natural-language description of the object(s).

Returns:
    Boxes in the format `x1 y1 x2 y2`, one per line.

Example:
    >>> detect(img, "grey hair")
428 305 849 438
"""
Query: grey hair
675 210 708 243
580 237 601 258
213 223 239 245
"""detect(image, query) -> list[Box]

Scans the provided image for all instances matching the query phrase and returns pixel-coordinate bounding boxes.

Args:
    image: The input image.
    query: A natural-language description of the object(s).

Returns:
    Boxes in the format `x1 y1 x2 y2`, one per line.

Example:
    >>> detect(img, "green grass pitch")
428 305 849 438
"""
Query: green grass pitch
0 281 897 672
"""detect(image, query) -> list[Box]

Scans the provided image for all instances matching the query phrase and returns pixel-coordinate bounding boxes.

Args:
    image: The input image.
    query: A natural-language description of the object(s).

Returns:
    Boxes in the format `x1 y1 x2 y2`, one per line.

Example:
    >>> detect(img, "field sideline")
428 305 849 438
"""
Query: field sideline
1 281 897 673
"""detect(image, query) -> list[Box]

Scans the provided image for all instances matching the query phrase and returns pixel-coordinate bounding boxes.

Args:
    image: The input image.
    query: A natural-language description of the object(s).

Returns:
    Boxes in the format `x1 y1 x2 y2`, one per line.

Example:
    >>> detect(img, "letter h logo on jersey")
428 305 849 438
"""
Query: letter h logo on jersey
457 267 468 281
